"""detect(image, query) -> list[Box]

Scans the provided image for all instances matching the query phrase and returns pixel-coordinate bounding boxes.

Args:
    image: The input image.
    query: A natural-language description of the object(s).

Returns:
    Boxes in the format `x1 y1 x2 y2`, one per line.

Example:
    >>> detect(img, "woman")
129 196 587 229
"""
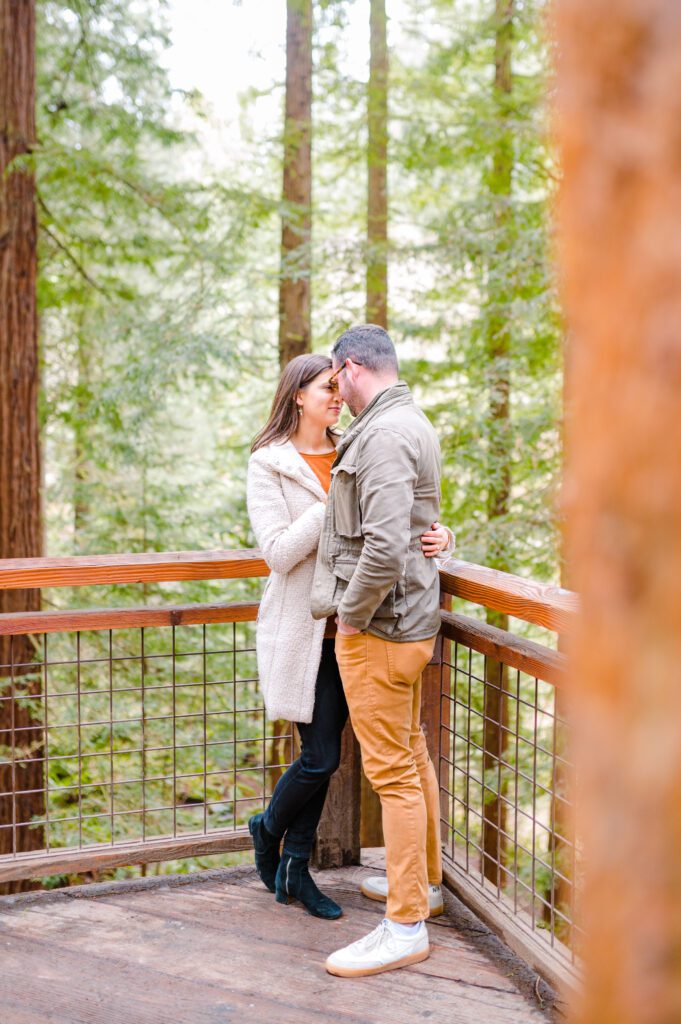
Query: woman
246 353 452 920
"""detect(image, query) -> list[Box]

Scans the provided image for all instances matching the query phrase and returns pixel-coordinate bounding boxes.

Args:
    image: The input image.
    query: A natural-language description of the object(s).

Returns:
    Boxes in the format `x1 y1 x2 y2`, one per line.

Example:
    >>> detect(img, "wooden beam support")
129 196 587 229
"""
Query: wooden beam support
0 601 260 636
0 829 253 885
440 610 566 687
313 719 361 869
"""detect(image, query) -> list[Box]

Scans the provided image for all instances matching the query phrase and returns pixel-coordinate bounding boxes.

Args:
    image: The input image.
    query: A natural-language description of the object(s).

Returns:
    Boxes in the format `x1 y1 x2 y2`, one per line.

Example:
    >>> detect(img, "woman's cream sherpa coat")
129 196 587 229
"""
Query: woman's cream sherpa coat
247 439 330 724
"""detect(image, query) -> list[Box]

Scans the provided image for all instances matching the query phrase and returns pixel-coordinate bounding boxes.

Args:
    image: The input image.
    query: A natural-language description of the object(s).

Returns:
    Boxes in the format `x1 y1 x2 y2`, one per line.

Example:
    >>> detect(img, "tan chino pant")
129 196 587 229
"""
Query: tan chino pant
335 630 442 922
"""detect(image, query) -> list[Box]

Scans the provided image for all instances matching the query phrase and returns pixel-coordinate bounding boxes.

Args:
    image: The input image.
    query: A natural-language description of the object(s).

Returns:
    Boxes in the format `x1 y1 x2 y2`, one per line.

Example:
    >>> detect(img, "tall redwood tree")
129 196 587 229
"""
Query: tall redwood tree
0 0 44 892
278 0 312 368
481 0 514 887
366 0 388 329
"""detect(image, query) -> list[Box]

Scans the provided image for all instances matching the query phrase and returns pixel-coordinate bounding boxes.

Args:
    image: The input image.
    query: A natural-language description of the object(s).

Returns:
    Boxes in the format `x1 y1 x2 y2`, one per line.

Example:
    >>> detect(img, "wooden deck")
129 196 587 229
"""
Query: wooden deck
0 854 559 1023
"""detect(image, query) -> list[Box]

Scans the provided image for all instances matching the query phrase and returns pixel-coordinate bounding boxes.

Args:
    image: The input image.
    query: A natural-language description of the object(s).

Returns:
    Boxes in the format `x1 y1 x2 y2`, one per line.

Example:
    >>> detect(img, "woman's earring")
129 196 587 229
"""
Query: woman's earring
297 405 303 417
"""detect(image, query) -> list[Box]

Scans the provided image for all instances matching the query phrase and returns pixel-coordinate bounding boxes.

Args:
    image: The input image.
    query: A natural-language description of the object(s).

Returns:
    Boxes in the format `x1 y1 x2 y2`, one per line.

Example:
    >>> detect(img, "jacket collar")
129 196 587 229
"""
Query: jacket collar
254 439 329 501
335 381 413 460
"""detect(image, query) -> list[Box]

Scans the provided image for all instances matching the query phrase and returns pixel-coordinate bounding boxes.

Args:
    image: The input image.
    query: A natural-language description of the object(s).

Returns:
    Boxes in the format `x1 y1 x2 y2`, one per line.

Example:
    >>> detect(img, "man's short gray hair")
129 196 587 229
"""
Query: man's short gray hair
331 324 399 375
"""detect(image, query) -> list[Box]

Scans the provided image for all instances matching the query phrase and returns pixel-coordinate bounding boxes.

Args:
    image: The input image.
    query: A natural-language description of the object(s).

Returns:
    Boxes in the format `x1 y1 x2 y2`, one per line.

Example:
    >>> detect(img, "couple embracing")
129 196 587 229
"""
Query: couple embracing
246 324 454 978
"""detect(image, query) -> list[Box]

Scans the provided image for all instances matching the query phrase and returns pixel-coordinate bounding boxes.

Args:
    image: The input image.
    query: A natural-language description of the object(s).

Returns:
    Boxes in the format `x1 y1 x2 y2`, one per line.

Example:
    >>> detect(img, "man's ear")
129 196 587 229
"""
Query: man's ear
347 358 360 381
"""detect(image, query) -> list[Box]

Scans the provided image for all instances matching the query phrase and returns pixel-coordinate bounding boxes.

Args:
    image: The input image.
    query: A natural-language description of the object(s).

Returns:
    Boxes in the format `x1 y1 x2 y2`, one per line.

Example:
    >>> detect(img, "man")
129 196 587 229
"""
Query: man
311 324 448 977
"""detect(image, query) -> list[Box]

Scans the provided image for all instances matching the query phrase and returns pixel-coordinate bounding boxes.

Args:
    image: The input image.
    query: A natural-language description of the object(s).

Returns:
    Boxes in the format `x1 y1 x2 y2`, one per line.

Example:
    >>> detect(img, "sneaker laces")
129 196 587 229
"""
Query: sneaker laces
347 920 391 954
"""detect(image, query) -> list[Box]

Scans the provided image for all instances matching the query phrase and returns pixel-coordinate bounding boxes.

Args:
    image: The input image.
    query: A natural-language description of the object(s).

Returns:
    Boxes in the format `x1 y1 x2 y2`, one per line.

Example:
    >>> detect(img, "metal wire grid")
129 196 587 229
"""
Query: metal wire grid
439 640 580 963
0 622 293 859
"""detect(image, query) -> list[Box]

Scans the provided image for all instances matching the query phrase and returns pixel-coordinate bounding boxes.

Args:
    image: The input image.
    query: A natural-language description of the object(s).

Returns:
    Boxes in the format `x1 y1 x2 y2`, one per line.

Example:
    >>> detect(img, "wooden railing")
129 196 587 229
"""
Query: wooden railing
0 550 578 991
435 562 578 994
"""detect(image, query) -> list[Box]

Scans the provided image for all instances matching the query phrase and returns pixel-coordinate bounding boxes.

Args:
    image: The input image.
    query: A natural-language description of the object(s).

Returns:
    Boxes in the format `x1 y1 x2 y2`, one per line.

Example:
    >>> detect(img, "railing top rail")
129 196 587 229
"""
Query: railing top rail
0 549 269 591
439 558 577 634
0 548 578 634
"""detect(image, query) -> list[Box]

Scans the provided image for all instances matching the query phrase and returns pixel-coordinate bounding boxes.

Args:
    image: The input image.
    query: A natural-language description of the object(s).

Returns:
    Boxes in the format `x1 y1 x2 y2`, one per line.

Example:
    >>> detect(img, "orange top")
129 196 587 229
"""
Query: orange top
300 449 336 494
300 449 337 638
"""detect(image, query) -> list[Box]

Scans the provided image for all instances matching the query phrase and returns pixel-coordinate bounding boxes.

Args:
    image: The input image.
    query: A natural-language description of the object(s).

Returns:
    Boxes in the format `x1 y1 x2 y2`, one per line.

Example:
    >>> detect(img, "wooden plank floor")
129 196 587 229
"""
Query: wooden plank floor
0 854 559 1024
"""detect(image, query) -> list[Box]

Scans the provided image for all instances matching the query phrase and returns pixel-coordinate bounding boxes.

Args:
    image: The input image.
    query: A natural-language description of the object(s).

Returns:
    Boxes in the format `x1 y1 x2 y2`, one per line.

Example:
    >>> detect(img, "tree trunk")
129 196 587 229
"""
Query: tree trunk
557 1 681 1020
0 0 44 893
481 0 513 889
366 0 388 329
358 0 390 848
278 0 312 368
74 323 91 536
542 416 574 939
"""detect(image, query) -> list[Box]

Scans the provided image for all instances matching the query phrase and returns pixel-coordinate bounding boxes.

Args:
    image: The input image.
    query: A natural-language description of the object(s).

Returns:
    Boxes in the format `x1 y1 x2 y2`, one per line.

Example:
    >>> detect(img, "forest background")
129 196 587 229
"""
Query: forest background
38 0 561 588
0 0 562 887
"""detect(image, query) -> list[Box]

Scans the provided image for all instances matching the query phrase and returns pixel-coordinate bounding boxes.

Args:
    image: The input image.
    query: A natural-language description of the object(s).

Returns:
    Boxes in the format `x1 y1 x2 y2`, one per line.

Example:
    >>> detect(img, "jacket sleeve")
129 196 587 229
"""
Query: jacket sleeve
337 428 417 630
247 457 326 575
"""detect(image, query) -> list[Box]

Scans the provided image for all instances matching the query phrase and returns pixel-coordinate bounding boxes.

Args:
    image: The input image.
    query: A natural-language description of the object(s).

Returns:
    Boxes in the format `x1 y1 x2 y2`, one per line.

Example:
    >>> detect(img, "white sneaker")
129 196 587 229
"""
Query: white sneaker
360 876 444 918
325 919 430 978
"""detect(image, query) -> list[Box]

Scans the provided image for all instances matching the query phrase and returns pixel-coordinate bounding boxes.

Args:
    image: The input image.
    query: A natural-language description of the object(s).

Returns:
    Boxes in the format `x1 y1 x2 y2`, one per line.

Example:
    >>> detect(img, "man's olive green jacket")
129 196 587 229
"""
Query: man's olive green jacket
310 381 443 642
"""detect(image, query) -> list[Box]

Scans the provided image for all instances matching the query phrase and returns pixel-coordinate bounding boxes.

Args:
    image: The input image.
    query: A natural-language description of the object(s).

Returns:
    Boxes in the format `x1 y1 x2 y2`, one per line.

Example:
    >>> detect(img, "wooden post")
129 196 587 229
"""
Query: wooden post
557 0 681 1020
421 630 444 771
360 762 384 849
313 720 361 868
422 592 451 850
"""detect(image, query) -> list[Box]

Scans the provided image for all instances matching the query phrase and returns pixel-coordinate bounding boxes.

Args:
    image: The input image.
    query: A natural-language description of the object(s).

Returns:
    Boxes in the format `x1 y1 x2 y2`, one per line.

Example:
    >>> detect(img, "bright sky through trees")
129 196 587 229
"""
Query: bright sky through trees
162 0 410 149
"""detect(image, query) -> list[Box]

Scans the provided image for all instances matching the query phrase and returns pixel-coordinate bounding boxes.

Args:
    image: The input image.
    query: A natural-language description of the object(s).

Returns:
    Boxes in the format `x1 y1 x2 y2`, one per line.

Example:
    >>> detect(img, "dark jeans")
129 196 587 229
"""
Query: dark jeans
263 639 348 859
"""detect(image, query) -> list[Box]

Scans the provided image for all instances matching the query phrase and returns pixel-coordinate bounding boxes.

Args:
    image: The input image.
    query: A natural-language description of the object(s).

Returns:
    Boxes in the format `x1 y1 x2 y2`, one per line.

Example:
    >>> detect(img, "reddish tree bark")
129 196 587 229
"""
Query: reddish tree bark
358 0 390 848
366 0 388 329
557 0 681 1020
0 0 44 892
278 0 312 368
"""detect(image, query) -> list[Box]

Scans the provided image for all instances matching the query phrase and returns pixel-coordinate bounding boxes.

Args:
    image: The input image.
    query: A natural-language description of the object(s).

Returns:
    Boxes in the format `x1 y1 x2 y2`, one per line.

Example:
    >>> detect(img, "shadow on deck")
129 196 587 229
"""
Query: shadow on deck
0 852 559 1024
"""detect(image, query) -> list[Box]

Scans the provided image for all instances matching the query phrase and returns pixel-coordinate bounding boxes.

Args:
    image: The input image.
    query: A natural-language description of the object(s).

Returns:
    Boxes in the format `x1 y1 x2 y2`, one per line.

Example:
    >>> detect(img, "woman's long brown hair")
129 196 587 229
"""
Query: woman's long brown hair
251 353 337 452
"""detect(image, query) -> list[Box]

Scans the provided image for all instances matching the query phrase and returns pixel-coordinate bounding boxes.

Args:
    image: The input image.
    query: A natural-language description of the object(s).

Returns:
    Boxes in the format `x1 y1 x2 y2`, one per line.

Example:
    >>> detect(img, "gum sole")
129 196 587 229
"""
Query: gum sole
325 947 430 978
359 884 387 904
359 882 444 918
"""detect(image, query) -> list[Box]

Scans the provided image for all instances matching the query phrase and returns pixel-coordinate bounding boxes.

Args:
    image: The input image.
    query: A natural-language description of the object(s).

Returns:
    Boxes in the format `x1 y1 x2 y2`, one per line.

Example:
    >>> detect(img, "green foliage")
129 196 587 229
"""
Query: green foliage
35 2 280 876
37 0 277 560
32 0 563 881
391 0 562 581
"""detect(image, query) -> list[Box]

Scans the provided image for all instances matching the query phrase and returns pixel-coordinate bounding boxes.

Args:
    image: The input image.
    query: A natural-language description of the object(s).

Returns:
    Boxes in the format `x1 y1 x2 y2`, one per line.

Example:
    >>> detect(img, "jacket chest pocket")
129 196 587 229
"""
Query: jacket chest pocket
331 464 362 538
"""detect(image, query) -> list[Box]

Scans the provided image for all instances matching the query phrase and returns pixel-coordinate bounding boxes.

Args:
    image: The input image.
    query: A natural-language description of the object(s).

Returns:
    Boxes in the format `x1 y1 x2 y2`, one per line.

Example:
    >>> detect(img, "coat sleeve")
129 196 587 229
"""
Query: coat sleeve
247 457 326 575
337 428 417 630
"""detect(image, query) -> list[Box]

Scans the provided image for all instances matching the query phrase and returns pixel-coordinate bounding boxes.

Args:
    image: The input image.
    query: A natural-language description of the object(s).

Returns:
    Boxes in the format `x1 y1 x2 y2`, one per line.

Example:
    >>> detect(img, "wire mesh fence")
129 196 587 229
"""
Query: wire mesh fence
439 626 580 969
0 618 293 870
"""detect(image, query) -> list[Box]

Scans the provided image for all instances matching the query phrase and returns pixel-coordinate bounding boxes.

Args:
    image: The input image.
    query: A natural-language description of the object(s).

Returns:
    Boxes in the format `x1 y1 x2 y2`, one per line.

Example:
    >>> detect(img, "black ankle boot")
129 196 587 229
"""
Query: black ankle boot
248 813 281 893
274 852 343 919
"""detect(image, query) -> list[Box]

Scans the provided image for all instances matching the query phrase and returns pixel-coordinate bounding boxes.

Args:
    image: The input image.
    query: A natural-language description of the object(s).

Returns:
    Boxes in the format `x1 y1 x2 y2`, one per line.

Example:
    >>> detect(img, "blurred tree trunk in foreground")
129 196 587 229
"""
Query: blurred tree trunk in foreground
279 0 312 368
558 0 681 1020
0 0 44 893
